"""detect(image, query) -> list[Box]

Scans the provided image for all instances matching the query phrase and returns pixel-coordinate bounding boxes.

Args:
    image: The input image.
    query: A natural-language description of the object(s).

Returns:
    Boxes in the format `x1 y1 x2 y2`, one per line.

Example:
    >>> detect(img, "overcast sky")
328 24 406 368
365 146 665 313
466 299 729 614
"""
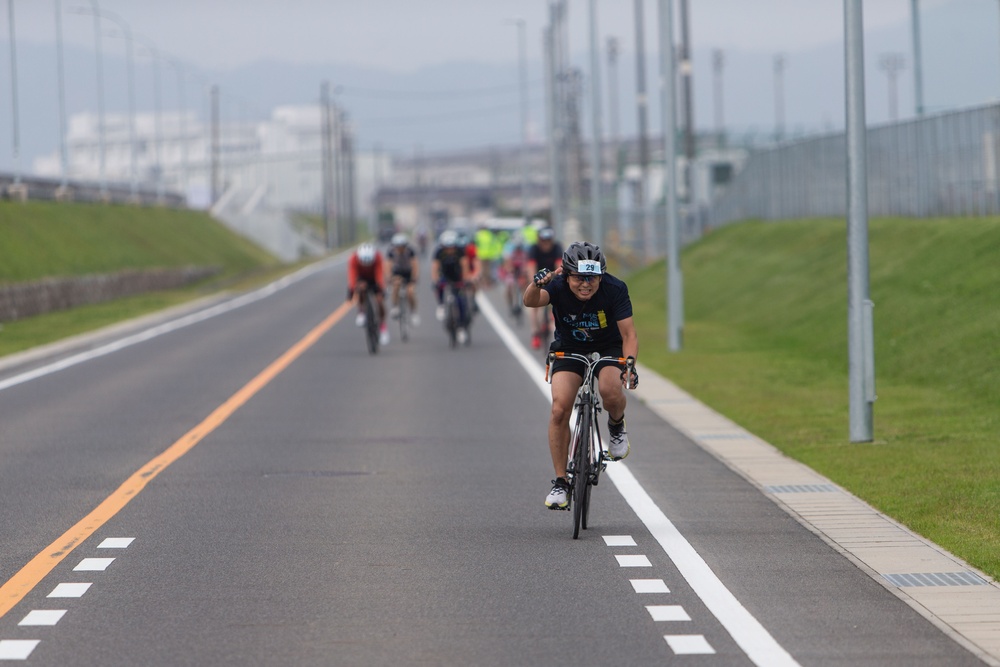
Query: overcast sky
2 0 996 167
8 0 961 73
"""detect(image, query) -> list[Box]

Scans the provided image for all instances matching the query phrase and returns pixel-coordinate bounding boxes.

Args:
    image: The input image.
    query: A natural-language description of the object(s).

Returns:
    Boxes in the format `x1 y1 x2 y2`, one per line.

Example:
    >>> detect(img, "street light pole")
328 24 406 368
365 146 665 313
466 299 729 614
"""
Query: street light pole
910 0 924 116
660 0 682 351
54 0 69 192
79 6 138 199
85 0 107 198
509 18 529 225
7 0 22 187
588 0 604 246
845 0 875 443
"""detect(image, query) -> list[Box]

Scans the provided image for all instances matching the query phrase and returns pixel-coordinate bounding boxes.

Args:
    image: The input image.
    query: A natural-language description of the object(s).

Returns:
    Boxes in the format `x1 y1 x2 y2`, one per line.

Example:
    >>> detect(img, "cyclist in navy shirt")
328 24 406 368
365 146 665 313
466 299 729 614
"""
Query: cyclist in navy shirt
523 241 639 510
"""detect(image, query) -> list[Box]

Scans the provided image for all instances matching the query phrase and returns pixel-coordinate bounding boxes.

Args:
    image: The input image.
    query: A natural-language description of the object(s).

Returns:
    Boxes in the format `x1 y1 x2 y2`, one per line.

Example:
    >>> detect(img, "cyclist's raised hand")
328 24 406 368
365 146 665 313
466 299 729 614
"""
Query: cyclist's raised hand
533 265 562 287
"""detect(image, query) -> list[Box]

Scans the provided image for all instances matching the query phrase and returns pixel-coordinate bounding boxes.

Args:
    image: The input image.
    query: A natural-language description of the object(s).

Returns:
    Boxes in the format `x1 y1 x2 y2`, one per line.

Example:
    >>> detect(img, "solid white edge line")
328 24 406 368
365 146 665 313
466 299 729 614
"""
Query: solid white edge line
0 255 348 394
477 292 801 667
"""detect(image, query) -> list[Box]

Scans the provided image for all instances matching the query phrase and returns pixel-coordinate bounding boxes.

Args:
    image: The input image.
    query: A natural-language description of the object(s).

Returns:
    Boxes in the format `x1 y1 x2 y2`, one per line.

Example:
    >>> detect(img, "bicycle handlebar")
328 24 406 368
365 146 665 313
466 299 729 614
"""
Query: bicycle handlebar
544 351 636 389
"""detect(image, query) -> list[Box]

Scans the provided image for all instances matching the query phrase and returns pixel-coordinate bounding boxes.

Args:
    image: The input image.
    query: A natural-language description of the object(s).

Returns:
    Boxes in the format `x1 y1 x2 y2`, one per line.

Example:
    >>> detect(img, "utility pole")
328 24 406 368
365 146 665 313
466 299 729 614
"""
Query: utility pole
7 0 22 187
321 82 334 249
588 0 604 246
678 0 695 205
845 0 876 443
634 0 652 257
910 0 924 116
607 36 621 239
712 49 725 147
879 53 906 122
774 54 786 142
210 84 220 206
660 0 682 351
544 23 563 234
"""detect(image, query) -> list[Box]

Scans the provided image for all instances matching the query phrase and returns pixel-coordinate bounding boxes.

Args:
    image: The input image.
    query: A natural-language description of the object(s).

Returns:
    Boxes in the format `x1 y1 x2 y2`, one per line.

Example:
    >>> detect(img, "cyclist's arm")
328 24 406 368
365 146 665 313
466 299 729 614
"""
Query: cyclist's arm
617 316 638 361
346 258 359 296
430 259 440 284
523 266 559 307
410 252 419 282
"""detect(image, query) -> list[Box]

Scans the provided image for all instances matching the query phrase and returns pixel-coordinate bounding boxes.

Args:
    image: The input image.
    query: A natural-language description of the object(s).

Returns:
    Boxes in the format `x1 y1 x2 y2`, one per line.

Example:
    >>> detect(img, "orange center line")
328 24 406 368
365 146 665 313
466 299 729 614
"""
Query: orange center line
0 301 352 619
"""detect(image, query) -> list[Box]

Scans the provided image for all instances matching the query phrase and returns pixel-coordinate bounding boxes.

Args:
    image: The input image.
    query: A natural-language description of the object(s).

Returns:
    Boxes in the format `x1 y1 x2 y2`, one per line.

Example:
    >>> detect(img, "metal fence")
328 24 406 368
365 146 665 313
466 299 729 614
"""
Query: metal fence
710 102 1000 227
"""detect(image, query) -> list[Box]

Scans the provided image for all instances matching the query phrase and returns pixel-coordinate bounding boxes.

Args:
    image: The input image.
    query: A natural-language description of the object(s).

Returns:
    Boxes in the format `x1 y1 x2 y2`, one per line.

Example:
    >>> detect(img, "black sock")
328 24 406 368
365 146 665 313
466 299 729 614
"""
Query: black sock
609 415 625 431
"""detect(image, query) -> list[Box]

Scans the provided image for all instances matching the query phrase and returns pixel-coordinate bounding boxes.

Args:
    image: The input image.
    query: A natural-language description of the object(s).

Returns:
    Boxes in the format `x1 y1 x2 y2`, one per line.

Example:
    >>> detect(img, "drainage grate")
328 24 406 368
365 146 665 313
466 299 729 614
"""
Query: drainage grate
766 484 839 494
883 572 988 587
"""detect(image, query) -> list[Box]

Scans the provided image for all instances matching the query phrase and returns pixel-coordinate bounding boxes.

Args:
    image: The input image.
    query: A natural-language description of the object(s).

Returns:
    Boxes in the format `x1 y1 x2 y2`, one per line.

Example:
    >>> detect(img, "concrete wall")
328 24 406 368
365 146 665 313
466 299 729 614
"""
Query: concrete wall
0 267 220 323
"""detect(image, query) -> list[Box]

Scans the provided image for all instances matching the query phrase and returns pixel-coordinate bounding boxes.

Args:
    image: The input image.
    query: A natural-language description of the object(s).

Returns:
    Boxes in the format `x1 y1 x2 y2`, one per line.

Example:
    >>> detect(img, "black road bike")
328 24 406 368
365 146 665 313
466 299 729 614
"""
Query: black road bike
358 284 380 355
546 351 634 539
442 281 471 348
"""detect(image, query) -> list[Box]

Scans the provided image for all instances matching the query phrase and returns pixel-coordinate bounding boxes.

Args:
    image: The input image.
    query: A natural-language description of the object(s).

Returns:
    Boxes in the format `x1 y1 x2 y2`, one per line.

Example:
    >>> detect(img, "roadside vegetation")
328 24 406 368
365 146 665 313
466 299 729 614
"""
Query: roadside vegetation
629 217 1000 580
0 200 283 356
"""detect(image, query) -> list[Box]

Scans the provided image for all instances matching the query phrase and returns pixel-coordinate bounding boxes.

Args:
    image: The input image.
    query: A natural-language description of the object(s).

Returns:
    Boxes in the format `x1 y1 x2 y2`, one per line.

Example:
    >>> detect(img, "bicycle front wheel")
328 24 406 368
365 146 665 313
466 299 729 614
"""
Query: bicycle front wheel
572 407 592 539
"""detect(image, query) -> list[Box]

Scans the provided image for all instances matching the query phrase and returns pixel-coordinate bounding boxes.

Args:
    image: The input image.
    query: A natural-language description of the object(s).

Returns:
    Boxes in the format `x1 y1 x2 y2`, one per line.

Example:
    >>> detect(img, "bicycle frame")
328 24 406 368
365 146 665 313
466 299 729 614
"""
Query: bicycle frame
546 351 634 538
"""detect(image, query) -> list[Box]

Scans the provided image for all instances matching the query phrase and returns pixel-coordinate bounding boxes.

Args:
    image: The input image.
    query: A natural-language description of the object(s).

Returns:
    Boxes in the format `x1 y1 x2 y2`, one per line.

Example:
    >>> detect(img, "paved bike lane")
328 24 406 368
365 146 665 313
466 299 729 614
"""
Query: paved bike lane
477 283 995 667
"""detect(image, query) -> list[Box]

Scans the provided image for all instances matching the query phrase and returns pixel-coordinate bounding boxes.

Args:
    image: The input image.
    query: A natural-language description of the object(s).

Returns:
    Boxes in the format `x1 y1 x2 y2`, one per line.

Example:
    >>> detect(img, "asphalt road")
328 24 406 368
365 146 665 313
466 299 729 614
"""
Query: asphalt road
0 254 987 666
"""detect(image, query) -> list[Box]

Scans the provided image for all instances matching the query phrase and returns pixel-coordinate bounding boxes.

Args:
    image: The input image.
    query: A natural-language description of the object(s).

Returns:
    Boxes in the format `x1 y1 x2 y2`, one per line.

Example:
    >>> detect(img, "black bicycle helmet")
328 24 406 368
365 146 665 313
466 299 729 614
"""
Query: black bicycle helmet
562 241 606 275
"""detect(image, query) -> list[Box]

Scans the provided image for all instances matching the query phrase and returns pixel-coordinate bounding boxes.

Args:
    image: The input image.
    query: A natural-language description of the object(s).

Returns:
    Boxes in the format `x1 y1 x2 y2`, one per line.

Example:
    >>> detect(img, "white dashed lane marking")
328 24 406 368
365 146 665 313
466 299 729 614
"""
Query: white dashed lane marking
615 554 652 568
17 610 66 627
73 558 114 572
631 579 671 594
97 537 135 549
603 535 637 547
646 605 692 622
47 583 91 598
665 635 717 655
0 640 40 660
1 538 133 660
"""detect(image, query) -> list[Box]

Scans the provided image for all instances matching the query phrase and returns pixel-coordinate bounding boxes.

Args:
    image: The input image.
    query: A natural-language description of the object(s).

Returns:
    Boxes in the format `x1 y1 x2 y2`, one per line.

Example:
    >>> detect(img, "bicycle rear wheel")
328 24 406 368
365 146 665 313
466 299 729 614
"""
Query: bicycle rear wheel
445 293 459 348
398 298 409 342
572 407 592 539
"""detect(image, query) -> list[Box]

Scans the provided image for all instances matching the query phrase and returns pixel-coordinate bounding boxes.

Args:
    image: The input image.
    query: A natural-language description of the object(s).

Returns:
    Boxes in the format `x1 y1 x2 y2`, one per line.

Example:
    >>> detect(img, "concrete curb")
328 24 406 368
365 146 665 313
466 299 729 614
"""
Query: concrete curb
634 363 1000 666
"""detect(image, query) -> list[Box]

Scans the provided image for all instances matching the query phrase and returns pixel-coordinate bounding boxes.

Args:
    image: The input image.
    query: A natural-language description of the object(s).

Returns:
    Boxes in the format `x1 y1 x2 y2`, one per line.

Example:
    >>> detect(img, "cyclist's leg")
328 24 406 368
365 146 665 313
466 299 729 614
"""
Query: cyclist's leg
549 370 583 479
406 279 417 311
390 275 401 308
597 364 627 422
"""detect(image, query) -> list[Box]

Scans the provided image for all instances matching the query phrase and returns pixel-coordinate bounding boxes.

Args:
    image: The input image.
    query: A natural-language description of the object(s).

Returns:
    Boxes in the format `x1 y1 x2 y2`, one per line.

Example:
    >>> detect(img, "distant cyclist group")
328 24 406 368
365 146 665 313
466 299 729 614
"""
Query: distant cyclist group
345 223 638 514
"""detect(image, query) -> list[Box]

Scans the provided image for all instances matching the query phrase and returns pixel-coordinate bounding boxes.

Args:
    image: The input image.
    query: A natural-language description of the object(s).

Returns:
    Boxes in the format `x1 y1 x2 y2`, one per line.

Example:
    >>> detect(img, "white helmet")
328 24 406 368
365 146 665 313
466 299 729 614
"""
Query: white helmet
439 230 459 247
357 243 377 265
391 233 408 246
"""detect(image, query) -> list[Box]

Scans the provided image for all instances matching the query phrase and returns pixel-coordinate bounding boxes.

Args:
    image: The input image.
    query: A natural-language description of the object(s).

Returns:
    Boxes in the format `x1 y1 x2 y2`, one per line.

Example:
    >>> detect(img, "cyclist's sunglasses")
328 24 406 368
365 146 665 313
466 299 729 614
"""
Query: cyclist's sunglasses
568 273 600 283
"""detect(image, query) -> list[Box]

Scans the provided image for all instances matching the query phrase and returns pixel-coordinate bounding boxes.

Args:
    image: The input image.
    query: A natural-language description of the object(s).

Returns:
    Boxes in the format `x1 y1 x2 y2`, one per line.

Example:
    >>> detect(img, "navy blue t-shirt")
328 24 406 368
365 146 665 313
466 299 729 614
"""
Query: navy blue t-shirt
543 273 633 351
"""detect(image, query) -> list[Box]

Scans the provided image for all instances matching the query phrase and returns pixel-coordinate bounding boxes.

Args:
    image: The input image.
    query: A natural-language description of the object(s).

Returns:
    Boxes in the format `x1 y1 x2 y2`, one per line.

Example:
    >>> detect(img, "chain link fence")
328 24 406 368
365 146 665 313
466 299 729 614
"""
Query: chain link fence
710 102 1000 227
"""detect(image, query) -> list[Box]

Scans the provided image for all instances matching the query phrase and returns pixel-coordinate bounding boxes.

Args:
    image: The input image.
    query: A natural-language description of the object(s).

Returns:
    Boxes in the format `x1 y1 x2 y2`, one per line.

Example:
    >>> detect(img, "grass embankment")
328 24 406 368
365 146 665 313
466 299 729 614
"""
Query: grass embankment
0 200 281 356
630 218 1000 580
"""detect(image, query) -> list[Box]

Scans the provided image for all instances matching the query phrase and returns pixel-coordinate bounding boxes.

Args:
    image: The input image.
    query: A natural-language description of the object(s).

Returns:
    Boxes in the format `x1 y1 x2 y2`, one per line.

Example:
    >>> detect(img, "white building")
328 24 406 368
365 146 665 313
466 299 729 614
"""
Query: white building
34 105 390 217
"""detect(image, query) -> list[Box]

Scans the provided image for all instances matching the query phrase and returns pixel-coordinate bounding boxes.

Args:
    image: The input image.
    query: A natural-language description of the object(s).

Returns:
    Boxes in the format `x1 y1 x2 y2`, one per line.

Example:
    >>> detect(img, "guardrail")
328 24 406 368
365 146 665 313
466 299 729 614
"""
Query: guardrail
1 173 186 208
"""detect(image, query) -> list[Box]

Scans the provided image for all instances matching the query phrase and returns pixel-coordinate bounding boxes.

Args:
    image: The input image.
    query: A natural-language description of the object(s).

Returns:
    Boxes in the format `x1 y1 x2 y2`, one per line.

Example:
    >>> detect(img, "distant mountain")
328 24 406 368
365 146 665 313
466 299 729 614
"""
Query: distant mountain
1 0 996 173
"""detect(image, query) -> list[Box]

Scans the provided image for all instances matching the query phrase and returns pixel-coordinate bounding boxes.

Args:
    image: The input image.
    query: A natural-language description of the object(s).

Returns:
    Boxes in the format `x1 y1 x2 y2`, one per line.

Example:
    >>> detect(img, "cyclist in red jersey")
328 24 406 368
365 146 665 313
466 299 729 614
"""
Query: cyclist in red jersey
347 243 390 346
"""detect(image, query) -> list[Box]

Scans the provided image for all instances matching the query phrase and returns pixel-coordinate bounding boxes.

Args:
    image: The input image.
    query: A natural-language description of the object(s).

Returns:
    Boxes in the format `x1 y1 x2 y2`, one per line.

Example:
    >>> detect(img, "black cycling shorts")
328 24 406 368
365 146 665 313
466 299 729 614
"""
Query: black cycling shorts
549 344 625 379
392 269 414 285
346 283 383 300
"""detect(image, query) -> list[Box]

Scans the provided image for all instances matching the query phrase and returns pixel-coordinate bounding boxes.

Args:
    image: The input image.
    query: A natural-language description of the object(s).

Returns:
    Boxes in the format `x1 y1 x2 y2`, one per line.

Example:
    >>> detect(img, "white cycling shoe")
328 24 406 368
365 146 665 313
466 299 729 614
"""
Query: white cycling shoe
545 478 571 510
607 419 630 461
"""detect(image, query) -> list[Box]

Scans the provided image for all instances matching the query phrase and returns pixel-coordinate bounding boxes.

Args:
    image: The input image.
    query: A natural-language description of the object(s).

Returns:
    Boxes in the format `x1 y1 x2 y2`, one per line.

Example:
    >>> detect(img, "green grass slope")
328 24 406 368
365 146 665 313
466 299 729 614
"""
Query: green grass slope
0 200 276 283
630 217 1000 579
0 201 280 355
